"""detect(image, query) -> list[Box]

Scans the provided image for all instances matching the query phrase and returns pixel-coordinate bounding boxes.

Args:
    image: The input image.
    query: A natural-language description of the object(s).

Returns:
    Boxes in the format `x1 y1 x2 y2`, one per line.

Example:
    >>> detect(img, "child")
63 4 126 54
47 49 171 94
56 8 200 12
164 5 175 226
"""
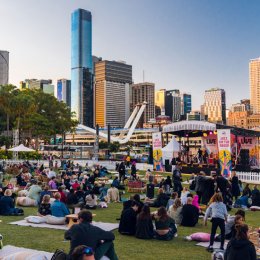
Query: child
204 193 228 252
38 194 51 216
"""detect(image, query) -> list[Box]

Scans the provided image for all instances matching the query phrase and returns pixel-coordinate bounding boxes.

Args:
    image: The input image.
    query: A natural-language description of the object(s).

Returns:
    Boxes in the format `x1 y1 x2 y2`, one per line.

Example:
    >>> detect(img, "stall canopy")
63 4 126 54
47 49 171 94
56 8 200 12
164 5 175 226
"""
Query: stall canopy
8 144 35 152
162 136 181 163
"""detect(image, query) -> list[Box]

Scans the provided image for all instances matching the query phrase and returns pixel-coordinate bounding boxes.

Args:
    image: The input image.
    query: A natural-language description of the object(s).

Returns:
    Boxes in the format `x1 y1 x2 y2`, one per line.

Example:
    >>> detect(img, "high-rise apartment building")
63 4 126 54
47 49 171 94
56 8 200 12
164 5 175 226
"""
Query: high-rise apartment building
57 79 71 107
165 89 181 122
180 93 192 119
20 79 54 95
0 50 9 85
250 58 260 114
155 89 166 116
94 60 132 128
131 82 155 127
71 9 93 127
204 88 226 124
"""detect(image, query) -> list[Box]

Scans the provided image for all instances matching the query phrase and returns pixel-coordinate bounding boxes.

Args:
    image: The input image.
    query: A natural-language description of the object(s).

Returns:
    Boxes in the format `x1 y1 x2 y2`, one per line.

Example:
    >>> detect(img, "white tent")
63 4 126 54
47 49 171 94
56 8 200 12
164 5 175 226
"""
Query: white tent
8 144 35 152
162 137 181 164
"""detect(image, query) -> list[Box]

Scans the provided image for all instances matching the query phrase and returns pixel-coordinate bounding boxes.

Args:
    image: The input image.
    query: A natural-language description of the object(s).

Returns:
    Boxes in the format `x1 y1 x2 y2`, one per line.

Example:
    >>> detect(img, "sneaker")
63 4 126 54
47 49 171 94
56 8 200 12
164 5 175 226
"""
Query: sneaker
206 246 214 253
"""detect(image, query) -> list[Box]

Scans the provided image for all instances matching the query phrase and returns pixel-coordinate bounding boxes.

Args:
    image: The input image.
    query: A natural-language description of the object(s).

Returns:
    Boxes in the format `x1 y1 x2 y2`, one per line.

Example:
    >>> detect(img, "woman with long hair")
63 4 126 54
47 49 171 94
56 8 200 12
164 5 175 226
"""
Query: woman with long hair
168 198 183 225
204 193 228 252
135 204 154 239
154 206 177 241
224 224 257 260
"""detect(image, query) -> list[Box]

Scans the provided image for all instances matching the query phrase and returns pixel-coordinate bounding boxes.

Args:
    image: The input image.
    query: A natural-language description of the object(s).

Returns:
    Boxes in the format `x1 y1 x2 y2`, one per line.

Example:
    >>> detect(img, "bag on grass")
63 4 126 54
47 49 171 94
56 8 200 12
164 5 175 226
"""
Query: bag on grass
51 249 68 260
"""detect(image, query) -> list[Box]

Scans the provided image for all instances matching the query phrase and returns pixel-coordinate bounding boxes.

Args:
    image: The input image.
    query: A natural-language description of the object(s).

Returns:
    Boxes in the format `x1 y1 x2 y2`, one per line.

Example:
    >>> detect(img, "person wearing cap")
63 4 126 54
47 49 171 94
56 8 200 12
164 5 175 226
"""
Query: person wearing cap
0 189 23 215
65 210 118 260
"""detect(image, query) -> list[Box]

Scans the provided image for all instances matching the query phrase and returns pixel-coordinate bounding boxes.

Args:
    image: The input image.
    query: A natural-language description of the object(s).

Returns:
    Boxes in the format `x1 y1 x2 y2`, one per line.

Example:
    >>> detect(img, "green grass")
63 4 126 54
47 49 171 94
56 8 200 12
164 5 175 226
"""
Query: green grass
1 202 260 260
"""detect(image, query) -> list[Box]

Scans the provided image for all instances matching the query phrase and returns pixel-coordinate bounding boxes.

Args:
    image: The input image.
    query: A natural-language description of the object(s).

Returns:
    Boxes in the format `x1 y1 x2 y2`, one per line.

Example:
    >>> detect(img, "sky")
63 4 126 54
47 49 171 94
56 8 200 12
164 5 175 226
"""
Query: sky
1 0 260 110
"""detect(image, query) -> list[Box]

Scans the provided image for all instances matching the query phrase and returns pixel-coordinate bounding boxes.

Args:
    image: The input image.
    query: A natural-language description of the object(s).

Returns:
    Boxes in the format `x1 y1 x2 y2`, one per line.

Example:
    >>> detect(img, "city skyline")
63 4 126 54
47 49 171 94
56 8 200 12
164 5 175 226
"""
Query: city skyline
2 0 260 109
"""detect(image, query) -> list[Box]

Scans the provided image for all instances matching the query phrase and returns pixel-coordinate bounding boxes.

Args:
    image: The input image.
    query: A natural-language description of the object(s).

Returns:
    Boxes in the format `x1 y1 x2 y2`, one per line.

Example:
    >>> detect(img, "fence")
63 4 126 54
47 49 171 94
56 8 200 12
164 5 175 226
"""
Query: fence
236 171 260 184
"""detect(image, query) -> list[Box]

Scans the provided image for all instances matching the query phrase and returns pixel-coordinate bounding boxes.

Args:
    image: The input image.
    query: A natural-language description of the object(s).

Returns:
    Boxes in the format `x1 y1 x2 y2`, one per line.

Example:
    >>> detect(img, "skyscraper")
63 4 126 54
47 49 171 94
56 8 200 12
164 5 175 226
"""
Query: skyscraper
0 50 9 85
250 58 260 114
20 79 54 95
94 60 132 128
131 82 155 127
57 79 71 107
165 89 181 122
204 88 226 124
180 93 192 119
155 89 166 116
71 9 93 127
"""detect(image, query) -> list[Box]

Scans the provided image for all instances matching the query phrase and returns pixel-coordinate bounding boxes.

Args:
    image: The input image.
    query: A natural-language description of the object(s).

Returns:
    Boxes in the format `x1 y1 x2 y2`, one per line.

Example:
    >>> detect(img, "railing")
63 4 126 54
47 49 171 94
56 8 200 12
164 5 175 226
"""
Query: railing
236 171 260 184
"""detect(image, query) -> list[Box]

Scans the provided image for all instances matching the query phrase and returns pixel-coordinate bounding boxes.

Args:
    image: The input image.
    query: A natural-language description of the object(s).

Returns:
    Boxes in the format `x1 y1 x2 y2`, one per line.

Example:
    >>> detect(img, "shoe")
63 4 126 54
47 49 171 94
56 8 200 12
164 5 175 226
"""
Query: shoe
206 246 214 253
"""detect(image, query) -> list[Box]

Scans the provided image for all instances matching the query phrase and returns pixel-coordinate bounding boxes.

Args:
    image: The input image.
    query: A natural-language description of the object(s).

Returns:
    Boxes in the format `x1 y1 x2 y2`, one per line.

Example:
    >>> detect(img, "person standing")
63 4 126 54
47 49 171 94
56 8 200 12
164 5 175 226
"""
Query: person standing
65 210 118 260
204 193 228 252
118 162 126 184
172 163 183 197
231 171 240 201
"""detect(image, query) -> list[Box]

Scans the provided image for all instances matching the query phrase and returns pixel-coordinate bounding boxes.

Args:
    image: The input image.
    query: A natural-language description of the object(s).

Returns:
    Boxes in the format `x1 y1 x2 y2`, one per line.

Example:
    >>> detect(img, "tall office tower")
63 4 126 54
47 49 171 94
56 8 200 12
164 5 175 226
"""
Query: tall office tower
204 88 226 124
20 79 54 95
165 89 181 122
57 79 71 107
131 82 155 127
180 93 192 119
94 60 132 128
250 58 260 114
71 9 93 127
155 89 166 116
0 50 9 85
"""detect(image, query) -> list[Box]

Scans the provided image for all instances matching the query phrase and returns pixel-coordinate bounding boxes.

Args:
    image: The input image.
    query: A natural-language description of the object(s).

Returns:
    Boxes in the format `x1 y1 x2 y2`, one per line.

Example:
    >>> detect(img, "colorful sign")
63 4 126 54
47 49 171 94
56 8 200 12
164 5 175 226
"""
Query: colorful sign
217 129 232 178
152 132 163 171
202 134 218 154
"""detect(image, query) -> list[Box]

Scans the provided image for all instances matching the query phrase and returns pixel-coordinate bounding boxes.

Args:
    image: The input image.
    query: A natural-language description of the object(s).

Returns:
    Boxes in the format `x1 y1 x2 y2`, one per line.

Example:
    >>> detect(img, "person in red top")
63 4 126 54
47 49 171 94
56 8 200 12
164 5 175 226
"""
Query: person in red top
58 186 67 203
72 180 80 191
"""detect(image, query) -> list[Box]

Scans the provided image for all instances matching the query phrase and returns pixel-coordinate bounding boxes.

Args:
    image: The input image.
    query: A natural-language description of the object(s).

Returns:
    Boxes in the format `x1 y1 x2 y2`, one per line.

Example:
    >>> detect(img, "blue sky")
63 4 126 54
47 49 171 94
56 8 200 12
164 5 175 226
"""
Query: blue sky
1 0 260 109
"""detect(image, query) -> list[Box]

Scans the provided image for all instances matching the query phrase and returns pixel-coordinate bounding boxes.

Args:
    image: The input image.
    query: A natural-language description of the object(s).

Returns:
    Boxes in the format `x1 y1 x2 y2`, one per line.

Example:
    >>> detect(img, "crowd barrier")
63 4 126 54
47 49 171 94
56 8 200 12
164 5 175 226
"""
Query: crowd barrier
236 171 260 184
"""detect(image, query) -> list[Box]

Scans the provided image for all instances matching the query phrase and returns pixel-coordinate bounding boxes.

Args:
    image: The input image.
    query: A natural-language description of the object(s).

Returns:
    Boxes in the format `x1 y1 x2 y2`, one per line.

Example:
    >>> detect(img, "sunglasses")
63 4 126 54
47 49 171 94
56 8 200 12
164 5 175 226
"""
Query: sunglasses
83 247 94 256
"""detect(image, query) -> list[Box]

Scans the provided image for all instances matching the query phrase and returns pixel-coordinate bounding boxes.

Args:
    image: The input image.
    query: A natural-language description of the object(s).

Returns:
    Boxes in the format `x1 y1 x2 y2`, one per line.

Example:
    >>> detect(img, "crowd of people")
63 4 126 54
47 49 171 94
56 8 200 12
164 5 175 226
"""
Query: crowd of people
0 159 259 260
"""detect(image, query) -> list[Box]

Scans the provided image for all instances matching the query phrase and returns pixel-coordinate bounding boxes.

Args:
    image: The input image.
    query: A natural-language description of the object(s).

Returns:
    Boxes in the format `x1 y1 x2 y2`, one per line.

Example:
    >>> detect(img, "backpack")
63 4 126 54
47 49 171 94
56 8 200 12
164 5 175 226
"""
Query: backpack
51 249 68 260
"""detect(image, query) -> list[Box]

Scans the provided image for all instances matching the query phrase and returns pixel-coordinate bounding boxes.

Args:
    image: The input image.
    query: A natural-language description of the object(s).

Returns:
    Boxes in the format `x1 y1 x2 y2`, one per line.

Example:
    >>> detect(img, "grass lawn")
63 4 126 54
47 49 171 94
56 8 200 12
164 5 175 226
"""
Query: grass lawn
1 200 259 260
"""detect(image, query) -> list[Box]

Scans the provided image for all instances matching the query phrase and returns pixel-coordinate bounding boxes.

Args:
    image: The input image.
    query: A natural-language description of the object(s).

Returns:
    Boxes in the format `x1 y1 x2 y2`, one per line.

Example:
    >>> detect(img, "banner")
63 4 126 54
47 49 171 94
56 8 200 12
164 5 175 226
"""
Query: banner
152 132 163 171
202 134 218 155
237 136 258 167
217 129 232 178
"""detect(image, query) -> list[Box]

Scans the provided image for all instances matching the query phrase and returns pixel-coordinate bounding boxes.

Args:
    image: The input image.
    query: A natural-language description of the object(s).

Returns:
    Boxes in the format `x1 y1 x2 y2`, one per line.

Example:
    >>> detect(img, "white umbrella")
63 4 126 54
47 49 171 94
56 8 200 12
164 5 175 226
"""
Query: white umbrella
8 144 35 152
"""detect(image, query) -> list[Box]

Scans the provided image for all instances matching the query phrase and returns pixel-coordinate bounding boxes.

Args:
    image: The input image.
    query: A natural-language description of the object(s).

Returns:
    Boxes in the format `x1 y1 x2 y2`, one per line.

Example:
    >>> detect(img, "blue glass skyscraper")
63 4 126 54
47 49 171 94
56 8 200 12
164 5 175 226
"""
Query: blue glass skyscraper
71 8 93 127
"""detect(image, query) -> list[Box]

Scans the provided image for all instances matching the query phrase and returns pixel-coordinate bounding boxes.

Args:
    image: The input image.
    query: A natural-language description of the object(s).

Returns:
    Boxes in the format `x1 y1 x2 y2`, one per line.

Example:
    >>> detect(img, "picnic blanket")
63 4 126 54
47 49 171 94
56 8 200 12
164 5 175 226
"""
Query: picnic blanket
9 219 119 231
196 241 228 250
0 245 53 259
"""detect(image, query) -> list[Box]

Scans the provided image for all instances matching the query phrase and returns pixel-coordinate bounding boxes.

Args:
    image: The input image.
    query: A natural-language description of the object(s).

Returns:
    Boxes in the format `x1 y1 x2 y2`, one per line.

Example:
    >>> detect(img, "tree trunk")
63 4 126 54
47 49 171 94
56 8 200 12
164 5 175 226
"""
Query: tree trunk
6 114 9 137
35 135 39 151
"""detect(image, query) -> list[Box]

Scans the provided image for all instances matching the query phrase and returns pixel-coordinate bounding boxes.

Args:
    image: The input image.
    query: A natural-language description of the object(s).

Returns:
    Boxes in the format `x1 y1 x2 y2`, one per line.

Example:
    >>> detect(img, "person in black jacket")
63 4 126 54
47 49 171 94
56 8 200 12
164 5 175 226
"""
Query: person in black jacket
65 210 118 260
181 197 199 227
231 171 240 200
135 205 154 239
172 164 183 197
118 162 126 184
119 201 139 235
224 223 256 260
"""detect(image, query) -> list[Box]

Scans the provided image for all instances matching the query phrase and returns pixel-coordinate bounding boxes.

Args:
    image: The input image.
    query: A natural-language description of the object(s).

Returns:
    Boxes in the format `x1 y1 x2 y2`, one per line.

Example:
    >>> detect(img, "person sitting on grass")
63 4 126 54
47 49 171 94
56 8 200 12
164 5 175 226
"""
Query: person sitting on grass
0 189 23 216
119 201 139 235
51 192 70 217
99 183 108 201
204 193 228 252
135 204 154 239
65 210 118 260
27 180 42 205
224 224 257 260
106 184 120 203
85 191 98 209
181 197 199 227
71 245 95 260
145 188 170 208
168 198 183 225
153 206 177 241
38 194 51 216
